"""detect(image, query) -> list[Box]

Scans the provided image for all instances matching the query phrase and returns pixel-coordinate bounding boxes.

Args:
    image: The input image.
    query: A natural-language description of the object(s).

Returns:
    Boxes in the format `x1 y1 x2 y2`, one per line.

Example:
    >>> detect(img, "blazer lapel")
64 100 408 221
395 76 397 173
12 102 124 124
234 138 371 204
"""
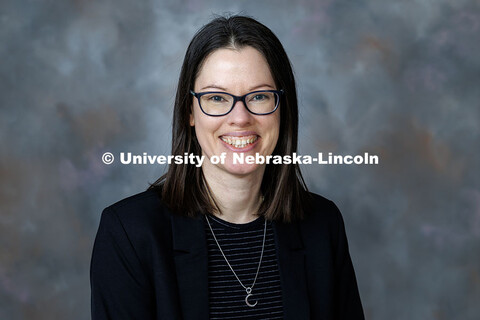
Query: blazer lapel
171 214 209 320
273 221 310 320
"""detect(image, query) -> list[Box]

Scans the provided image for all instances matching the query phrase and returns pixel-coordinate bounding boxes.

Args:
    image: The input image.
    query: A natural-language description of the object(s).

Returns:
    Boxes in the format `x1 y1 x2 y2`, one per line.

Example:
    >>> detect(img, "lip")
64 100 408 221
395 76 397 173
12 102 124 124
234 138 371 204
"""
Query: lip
219 132 260 152
220 131 258 137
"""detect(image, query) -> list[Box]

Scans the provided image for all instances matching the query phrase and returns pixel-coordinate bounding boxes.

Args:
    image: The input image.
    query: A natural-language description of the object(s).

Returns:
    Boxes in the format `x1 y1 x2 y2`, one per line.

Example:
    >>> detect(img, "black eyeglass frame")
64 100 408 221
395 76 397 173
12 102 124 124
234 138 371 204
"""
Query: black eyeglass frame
190 89 284 116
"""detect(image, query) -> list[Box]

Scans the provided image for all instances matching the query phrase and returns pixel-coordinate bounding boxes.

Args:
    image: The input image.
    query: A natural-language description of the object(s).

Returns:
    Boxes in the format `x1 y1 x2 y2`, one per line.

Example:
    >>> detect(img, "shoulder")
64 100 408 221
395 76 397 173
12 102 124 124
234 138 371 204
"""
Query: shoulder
99 187 175 246
92 188 177 294
303 192 343 223
299 191 346 239
102 187 172 224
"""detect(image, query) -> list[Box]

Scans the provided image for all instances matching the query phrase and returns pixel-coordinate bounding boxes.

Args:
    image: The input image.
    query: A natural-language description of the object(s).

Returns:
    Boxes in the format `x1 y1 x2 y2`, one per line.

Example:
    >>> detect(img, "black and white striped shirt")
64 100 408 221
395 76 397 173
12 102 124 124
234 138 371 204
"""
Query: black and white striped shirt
205 214 284 319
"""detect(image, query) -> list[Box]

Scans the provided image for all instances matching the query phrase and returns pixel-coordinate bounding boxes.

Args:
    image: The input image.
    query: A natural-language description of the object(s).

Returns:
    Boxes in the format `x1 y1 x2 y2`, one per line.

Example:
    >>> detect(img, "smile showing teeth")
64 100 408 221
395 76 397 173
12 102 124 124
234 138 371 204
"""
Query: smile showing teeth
221 136 258 148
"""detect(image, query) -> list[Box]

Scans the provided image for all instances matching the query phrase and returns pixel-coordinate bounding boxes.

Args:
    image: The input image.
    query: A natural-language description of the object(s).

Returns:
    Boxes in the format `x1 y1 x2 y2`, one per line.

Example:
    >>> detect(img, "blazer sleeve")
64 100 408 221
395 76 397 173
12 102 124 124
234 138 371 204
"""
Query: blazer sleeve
90 207 155 320
331 201 365 319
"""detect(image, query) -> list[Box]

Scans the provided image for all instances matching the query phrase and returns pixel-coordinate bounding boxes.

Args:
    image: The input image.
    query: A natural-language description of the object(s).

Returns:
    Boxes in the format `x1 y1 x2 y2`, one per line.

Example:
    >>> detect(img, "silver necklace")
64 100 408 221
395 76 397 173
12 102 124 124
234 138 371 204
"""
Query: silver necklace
205 214 267 308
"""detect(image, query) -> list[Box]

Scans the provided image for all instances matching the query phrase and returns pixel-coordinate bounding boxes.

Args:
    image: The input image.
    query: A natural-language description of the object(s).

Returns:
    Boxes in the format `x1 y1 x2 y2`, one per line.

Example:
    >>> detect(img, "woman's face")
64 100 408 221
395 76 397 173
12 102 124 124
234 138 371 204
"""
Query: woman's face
190 46 280 177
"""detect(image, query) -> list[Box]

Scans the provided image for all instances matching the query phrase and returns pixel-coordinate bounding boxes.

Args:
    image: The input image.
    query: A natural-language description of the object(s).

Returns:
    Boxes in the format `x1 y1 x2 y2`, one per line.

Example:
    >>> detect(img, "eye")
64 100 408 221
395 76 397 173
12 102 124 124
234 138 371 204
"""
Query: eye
207 95 227 102
249 93 270 102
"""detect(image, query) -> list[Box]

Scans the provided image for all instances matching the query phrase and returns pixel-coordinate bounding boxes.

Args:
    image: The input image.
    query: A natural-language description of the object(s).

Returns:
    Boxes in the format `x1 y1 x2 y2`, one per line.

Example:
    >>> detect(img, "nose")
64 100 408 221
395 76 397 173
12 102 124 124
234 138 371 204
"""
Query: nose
227 99 253 126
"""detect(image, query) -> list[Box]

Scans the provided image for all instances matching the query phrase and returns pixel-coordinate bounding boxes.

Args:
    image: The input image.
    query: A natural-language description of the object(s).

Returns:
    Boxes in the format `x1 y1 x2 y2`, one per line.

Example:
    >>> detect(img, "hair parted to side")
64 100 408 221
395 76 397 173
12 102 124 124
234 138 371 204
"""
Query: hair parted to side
149 14 310 223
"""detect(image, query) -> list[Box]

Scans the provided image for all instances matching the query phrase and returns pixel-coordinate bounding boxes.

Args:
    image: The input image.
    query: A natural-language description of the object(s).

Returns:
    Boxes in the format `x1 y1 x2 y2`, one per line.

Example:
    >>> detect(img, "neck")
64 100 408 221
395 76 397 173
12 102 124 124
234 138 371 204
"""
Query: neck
202 164 265 224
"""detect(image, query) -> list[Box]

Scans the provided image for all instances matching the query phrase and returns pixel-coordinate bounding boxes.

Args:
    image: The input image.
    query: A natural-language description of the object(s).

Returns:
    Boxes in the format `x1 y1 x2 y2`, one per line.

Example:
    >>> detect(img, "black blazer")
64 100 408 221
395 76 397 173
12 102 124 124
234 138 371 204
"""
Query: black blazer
90 189 364 319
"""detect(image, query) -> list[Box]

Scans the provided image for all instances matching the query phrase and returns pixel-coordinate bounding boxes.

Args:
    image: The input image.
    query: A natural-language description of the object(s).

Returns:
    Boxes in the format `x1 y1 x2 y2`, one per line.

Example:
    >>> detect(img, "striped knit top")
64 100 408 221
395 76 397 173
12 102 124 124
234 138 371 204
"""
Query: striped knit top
204 214 284 319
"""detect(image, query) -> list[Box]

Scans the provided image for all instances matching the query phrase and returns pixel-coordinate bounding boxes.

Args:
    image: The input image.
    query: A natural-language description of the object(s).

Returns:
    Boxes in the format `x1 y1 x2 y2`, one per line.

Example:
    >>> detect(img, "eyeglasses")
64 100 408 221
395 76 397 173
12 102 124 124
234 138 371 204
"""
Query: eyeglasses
190 89 283 116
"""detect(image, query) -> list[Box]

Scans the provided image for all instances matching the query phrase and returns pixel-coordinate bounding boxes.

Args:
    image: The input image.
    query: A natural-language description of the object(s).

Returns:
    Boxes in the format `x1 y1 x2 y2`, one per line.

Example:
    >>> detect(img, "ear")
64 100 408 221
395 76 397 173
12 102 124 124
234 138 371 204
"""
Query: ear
189 110 195 126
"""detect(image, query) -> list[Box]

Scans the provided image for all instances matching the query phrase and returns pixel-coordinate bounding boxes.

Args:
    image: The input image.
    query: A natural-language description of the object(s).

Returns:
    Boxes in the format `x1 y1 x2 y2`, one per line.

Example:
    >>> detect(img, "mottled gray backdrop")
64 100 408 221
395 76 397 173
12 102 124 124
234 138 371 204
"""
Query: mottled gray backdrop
1 0 479 319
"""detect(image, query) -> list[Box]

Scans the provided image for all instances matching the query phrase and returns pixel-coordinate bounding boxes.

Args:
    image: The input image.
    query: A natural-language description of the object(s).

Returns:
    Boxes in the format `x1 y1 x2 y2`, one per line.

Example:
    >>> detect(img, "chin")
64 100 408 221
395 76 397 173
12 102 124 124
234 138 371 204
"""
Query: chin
223 162 262 176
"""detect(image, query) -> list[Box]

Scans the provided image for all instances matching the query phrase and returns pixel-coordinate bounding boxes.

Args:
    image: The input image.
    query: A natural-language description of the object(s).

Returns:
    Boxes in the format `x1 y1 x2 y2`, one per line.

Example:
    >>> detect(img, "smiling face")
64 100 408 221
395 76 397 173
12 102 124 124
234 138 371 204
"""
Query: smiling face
190 46 280 177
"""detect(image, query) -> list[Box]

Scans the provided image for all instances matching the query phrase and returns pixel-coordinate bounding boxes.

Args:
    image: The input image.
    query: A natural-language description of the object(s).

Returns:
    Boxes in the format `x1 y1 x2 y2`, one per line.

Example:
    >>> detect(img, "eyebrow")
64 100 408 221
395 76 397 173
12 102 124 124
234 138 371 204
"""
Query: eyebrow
199 84 275 91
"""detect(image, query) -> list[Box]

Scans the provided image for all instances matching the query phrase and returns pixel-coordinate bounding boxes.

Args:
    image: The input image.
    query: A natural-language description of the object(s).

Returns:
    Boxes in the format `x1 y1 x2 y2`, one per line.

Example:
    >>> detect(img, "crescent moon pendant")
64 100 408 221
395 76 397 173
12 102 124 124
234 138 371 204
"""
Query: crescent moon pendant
245 293 258 307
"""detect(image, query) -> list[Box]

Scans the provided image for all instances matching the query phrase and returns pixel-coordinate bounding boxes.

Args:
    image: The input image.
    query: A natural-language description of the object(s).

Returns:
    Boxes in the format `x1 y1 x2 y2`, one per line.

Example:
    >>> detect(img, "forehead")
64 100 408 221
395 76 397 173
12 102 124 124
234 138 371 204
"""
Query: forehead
194 46 275 91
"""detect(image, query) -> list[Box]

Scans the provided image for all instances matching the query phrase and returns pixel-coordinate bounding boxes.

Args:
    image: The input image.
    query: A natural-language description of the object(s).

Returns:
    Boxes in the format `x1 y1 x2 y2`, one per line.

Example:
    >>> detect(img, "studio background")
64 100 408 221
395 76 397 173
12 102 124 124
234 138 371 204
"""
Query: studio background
1 0 479 319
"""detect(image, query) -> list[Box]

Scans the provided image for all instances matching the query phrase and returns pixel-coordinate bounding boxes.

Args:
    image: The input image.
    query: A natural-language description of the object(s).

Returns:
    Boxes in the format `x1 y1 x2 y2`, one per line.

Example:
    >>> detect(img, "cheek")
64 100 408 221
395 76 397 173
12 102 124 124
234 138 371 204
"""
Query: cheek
263 116 281 153
192 114 222 145
272 130 280 152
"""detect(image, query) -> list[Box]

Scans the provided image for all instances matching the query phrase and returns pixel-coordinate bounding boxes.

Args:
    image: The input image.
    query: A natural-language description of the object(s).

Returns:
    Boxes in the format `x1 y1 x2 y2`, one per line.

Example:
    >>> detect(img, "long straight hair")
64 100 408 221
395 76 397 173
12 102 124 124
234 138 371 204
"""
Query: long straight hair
149 15 309 223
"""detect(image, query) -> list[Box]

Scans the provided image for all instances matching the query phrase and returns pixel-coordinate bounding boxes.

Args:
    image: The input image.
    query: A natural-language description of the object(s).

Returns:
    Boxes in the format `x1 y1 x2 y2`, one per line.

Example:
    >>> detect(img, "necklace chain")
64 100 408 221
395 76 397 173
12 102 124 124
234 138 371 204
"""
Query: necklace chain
205 214 267 307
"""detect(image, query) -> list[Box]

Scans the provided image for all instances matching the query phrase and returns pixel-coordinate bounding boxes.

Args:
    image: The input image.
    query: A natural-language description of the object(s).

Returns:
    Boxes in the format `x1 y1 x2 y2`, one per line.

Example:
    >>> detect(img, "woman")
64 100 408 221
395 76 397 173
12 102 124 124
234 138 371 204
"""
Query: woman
91 15 364 320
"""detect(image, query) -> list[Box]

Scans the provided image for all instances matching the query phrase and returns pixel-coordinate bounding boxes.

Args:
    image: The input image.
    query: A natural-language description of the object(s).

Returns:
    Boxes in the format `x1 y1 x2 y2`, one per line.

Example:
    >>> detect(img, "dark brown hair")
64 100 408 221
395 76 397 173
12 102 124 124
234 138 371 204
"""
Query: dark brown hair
149 14 309 223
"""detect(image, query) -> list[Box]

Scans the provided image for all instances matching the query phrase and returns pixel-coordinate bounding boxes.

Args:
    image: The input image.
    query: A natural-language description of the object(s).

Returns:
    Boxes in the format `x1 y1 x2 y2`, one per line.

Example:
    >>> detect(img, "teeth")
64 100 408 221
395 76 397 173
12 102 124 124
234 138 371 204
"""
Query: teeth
221 136 258 148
